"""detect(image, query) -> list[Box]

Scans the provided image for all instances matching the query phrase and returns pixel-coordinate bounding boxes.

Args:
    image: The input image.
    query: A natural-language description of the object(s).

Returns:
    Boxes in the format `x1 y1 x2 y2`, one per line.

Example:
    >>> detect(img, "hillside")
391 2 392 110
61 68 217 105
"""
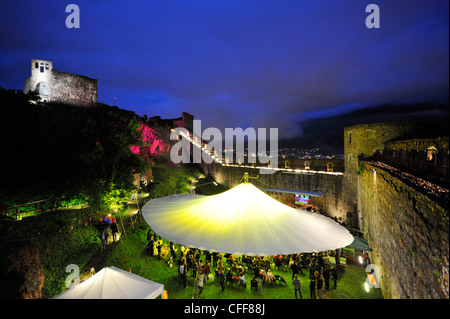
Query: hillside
0 87 152 215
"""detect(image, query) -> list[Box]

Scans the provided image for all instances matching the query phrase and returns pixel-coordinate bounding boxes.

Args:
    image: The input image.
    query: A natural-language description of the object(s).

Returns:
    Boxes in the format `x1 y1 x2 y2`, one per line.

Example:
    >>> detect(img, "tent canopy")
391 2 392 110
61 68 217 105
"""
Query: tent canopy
143 182 353 256
53 266 164 299
346 236 372 251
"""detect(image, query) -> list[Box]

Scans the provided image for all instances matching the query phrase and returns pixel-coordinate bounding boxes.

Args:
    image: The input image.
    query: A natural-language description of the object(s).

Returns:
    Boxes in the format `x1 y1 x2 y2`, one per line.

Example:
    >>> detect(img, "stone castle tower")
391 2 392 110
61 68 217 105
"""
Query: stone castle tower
343 121 449 298
24 59 97 106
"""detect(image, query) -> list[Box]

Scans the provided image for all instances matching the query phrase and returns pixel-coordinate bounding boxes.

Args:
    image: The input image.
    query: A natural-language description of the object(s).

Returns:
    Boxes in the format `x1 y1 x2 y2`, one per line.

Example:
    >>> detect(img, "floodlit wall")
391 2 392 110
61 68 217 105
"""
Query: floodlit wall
200 162 351 222
359 162 449 299
24 59 97 106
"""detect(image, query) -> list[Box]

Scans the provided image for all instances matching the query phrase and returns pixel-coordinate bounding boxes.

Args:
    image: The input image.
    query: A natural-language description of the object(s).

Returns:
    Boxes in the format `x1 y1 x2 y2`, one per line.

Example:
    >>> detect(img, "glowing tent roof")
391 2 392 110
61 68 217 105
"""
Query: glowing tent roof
143 183 353 256
53 266 164 299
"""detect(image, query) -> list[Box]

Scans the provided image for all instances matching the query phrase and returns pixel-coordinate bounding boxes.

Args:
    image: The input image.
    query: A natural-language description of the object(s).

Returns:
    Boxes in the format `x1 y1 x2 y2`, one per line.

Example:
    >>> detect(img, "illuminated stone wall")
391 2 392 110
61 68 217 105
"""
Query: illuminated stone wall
49 70 97 106
24 59 97 106
280 158 344 172
376 137 449 187
343 122 422 228
200 163 350 222
359 162 449 299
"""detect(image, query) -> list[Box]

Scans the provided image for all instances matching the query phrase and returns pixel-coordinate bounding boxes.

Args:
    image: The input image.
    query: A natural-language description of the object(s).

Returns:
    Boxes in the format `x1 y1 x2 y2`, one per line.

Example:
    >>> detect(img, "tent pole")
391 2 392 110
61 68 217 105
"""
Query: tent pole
119 215 127 237
130 212 135 229
135 197 142 218
258 277 262 299
148 258 151 279
192 272 198 299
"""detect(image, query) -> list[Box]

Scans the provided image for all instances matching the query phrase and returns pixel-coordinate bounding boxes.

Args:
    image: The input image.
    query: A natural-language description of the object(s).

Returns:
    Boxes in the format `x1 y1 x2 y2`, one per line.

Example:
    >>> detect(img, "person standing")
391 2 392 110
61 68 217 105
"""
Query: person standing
309 277 316 299
187 254 194 273
317 276 324 299
293 274 303 299
239 272 246 288
219 269 225 292
182 270 188 288
100 229 106 250
192 259 198 278
169 242 175 259
179 262 185 285
148 237 154 256
157 241 162 260
212 252 218 267
291 260 299 280
202 261 211 283
332 266 338 289
323 265 331 291
197 275 204 295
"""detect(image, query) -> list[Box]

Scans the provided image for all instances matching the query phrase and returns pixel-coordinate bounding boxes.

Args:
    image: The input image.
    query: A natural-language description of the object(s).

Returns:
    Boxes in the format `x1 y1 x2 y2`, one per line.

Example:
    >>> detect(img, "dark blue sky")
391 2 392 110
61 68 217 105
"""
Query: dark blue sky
1 1 448 139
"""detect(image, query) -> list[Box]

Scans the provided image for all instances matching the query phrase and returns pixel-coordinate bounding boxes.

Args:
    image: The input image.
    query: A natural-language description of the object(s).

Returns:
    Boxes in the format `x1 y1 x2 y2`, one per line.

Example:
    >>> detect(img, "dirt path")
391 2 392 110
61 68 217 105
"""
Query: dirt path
79 196 150 280
79 241 119 280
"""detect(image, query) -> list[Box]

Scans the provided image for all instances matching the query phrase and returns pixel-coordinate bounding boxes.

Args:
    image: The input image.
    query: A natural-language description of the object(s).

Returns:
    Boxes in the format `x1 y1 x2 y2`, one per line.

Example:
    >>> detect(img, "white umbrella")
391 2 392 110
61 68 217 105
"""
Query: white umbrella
143 182 353 256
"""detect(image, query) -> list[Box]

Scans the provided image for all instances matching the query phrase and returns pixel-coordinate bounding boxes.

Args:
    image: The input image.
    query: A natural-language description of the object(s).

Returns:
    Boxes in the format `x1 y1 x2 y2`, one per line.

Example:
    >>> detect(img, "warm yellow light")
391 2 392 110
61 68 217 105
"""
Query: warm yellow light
142 182 353 256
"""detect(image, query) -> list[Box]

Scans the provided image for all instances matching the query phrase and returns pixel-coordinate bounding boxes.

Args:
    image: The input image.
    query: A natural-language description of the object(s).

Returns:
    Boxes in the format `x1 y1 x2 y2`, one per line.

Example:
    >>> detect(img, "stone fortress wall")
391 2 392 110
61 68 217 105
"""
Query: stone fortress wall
24 59 97 106
345 122 449 298
200 162 348 220
359 161 448 298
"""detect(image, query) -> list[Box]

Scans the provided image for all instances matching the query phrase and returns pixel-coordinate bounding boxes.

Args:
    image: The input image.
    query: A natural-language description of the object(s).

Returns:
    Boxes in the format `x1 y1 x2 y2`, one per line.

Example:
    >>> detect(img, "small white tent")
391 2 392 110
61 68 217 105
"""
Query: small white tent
143 182 353 256
53 266 164 299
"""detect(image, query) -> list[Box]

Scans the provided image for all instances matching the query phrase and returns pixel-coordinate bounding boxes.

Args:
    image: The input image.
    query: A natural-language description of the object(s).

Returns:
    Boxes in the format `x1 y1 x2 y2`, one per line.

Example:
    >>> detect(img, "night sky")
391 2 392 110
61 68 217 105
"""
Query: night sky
0 1 448 140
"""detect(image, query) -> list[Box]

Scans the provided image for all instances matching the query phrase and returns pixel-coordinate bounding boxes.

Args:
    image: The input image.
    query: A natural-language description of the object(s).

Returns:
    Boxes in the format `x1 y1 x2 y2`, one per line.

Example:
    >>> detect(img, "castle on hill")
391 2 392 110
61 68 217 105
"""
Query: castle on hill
24 59 97 106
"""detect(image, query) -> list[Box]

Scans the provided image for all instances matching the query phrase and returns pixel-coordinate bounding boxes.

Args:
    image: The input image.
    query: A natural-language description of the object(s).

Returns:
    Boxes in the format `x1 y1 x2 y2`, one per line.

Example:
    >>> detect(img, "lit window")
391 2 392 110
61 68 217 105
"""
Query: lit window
285 160 290 169
305 161 310 170
327 162 333 172
427 146 438 163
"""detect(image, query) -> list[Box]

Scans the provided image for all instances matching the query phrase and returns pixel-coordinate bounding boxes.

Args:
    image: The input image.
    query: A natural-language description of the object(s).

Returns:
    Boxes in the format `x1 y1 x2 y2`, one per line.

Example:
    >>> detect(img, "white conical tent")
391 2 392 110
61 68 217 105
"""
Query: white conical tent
143 183 353 256
53 266 164 299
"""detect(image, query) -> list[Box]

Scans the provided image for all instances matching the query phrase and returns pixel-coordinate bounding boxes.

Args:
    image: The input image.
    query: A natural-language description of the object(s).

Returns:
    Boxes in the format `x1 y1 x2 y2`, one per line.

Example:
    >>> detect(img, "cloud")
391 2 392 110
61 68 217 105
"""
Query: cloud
0 1 448 140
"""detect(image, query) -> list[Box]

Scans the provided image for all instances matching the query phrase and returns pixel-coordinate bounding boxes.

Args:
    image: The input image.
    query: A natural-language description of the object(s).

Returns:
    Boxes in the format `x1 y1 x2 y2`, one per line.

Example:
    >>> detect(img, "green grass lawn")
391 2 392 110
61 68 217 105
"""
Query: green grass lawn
103 217 382 300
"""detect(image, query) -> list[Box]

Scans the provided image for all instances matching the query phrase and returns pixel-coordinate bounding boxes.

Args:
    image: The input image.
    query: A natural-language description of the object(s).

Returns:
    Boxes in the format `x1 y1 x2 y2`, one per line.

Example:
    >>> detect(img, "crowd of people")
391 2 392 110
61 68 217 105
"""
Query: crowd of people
147 230 342 299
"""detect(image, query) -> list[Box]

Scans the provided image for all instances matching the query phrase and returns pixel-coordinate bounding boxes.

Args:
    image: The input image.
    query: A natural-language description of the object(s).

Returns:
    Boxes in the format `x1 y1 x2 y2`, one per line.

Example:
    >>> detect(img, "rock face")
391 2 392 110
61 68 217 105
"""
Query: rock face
0 241 45 299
